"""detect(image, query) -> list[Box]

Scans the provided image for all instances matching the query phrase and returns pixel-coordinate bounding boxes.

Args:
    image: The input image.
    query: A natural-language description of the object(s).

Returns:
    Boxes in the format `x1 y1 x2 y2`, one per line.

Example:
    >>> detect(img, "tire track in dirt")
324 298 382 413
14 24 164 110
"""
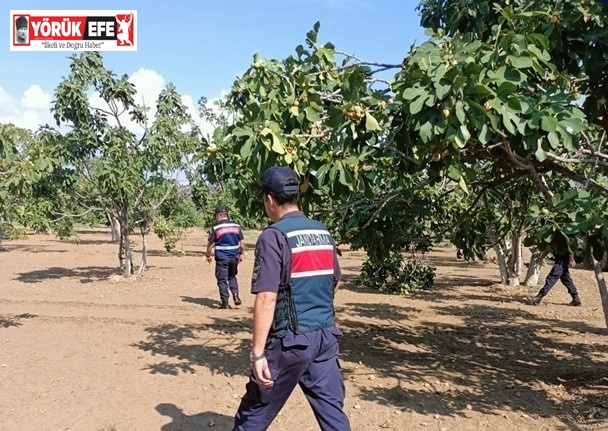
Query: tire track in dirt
0 312 252 330
0 298 208 311
0 298 252 330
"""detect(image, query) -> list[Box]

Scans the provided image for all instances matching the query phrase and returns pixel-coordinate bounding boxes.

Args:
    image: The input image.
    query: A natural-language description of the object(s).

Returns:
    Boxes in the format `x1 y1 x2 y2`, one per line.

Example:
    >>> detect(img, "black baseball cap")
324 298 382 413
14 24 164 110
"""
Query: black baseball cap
261 167 300 195
214 204 228 215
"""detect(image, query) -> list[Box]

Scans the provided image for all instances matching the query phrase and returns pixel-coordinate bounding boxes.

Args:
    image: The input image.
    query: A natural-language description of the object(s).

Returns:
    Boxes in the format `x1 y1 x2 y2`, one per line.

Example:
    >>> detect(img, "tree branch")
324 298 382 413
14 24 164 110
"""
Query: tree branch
499 142 554 201
550 163 608 197
361 190 401 230
546 151 608 167
52 206 104 222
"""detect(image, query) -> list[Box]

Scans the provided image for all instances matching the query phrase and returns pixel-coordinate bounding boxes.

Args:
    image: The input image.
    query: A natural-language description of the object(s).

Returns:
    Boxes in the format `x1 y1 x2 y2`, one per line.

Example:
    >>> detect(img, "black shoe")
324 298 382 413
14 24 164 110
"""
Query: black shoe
568 297 582 307
527 295 542 306
220 300 229 309
233 294 242 306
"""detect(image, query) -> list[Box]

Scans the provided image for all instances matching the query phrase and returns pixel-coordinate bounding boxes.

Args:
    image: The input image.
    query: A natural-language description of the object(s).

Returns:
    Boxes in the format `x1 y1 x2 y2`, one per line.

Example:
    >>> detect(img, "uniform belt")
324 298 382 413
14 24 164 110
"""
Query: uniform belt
215 245 240 250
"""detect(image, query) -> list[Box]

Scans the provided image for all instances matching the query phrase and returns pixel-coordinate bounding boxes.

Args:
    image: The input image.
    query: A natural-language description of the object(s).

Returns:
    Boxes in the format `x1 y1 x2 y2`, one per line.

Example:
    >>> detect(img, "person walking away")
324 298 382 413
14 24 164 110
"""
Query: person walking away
528 250 581 306
206 205 244 309
233 166 351 431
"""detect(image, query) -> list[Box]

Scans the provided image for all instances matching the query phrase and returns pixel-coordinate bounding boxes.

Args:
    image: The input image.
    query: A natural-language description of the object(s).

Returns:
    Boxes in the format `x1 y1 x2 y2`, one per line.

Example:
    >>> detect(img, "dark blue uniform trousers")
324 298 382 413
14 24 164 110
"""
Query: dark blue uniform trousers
234 327 351 431
215 257 239 301
539 255 578 297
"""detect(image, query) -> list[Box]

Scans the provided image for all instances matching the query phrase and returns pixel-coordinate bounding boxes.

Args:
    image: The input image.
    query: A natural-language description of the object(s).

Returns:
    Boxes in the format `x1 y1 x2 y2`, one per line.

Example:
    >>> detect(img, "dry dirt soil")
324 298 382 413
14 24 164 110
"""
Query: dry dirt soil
1 227 608 431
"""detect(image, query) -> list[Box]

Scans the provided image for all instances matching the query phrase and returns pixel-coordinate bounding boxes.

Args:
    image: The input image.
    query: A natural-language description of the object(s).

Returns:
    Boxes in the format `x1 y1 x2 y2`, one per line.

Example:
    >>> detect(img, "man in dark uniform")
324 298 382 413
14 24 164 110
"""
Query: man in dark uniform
206 205 245 309
233 166 351 431
15 16 29 44
528 250 581 306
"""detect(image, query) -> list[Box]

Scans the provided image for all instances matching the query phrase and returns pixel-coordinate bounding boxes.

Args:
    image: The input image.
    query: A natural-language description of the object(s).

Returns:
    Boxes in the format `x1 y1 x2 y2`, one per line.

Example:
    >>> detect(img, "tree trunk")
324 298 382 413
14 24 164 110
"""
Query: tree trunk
107 211 121 242
118 232 124 269
524 247 549 287
119 201 132 276
0 218 5 251
590 250 608 331
583 236 593 269
138 222 148 275
506 235 522 286
494 243 508 284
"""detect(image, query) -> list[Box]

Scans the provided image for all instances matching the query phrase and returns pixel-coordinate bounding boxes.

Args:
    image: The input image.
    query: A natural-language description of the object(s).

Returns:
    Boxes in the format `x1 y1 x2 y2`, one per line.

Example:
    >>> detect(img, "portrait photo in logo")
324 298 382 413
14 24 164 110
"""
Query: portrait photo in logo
14 15 30 45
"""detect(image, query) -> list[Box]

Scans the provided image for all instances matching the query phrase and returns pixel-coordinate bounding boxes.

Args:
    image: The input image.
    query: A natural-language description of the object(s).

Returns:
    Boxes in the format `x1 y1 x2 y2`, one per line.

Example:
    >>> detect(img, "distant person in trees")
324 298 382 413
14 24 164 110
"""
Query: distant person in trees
206 205 245 309
15 16 28 44
527 235 581 307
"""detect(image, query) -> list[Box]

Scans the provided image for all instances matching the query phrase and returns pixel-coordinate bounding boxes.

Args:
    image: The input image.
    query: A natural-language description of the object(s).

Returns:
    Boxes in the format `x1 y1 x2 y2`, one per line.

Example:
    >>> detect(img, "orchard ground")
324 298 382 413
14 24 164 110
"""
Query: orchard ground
1 227 607 431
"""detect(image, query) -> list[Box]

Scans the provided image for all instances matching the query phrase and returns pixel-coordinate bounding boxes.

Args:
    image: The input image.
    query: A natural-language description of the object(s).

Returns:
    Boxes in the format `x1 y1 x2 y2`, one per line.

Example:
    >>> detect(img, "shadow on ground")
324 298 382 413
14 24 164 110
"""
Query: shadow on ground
145 243 256 258
15 266 119 284
132 250 608 430
338 296 608 430
0 313 37 329
133 315 252 377
156 403 234 430
3 244 67 253
181 296 223 309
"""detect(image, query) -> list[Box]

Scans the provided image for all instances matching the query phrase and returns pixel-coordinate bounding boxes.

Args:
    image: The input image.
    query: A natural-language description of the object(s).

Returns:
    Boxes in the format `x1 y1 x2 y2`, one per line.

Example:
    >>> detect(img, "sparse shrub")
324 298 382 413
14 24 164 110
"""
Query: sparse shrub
358 251 436 294
0 222 27 240
153 216 183 252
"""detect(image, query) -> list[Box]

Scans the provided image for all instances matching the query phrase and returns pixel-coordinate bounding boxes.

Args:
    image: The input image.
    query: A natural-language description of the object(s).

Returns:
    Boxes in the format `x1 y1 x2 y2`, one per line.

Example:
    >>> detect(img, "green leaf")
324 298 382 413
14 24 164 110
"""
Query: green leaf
459 124 471 142
240 137 254 159
527 44 550 61
478 124 491 144
547 132 559 149
435 82 451 100
419 121 433 143
447 164 461 181
305 106 320 122
433 64 447 82
271 133 285 154
402 87 424 101
458 176 469 194
535 143 547 162
337 162 348 186
409 94 428 115
455 101 466 124
289 105 299 117
502 111 518 134
473 84 492 96
560 118 586 134
232 126 252 138
496 82 518 97
365 113 381 131
452 76 467 92
527 33 549 50
508 55 533 69
541 116 557 133
453 135 464 149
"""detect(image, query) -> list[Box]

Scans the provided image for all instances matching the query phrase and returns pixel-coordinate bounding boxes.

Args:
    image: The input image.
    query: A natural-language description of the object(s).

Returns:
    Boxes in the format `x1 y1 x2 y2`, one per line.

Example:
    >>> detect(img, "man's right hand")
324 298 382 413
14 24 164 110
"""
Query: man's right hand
252 357 274 388
206 255 212 264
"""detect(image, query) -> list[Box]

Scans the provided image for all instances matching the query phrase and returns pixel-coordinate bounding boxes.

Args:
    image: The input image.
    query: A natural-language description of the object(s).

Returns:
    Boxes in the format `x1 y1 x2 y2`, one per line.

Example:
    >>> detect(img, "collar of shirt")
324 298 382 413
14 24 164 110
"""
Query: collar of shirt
280 210 304 220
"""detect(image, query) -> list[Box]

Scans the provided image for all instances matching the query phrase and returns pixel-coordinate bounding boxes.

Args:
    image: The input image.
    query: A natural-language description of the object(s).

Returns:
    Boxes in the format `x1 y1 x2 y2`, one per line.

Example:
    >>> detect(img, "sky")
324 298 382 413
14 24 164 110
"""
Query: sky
1 0 428 133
